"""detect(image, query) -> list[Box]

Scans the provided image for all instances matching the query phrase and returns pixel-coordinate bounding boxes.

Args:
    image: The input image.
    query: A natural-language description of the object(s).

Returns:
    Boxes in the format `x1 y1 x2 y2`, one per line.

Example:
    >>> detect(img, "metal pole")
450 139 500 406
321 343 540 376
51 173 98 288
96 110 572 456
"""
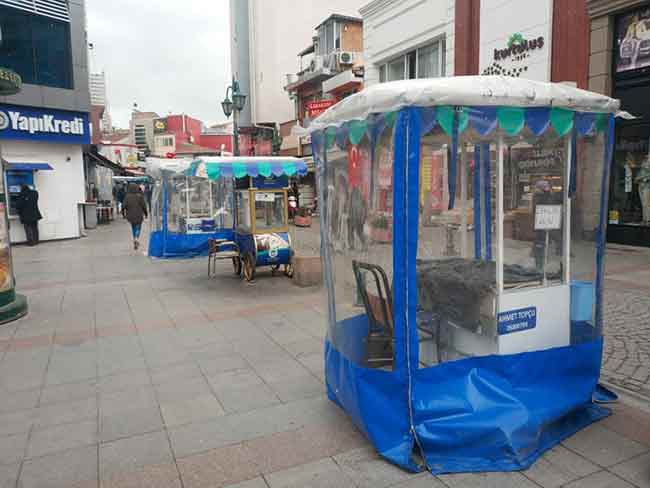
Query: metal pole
563 135 572 284
496 137 504 294
460 143 468 258
233 106 240 156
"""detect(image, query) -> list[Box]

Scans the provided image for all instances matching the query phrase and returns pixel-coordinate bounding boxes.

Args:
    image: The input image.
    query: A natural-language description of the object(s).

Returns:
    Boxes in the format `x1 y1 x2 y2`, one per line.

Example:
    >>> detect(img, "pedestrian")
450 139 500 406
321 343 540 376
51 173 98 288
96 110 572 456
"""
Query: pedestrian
144 184 153 212
116 184 126 216
123 183 148 250
15 185 42 246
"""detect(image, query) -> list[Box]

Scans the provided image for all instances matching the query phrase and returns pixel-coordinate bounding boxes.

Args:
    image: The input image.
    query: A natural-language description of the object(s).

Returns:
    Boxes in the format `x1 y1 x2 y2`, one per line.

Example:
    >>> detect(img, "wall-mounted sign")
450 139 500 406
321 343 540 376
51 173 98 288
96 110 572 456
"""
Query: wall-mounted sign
153 118 168 134
615 7 650 74
479 0 552 82
305 100 335 119
0 103 90 144
0 68 22 96
482 33 545 77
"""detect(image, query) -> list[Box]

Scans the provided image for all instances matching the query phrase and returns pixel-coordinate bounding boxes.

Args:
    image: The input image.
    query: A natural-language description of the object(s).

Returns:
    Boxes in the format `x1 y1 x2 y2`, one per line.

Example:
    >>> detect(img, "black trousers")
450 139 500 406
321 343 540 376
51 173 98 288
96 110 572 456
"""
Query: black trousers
24 222 39 246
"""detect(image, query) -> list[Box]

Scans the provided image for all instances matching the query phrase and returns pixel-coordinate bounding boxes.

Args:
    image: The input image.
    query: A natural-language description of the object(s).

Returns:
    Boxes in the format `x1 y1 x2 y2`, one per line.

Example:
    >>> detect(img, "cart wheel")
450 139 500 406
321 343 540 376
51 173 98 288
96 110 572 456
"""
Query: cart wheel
232 256 242 276
271 263 280 276
284 262 294 278
243 253 256 282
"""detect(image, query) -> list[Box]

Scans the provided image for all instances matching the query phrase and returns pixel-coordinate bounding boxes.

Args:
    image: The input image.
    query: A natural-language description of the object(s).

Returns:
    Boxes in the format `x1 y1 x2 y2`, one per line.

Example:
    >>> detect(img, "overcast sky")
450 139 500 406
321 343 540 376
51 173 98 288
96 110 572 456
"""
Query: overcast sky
86 0 231 129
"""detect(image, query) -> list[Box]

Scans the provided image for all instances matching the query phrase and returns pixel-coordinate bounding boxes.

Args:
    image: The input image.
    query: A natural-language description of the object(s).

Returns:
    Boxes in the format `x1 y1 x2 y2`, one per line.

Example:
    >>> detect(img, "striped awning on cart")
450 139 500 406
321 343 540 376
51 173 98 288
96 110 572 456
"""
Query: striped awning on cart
187 157 308 180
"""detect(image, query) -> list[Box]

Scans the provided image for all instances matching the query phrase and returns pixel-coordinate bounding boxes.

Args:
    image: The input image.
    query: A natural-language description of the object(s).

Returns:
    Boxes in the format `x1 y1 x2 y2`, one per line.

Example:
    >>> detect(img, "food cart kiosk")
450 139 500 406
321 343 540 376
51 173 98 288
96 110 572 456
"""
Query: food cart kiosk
148 157 307 281
309 76 620 474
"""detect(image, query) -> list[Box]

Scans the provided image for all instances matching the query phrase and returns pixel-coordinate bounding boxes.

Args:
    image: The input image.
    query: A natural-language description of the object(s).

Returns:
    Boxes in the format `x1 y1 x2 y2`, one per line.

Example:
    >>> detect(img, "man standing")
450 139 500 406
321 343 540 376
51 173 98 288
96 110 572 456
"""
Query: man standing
16 185 42 246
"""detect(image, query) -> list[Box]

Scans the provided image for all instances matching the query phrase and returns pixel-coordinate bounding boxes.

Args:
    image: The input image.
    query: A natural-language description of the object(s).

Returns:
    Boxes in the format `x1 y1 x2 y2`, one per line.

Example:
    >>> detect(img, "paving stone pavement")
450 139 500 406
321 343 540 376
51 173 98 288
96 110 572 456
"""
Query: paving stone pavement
603 246 650 401
0 220 646 488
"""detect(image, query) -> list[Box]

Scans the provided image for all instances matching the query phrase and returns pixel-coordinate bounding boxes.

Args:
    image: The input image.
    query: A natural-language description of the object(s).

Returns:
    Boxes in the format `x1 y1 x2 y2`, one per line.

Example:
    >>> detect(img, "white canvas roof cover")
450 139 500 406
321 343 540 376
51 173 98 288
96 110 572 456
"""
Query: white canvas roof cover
145 157 193 179
308 76 621 132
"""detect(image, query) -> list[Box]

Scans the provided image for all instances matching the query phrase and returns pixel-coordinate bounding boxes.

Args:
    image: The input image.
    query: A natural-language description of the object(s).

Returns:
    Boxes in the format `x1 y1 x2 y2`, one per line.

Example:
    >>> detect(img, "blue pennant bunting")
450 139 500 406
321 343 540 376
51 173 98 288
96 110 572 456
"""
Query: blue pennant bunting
525 108 551 136
468 107 498 137
575 112 597 136
336 124 349 150
417 107 438 136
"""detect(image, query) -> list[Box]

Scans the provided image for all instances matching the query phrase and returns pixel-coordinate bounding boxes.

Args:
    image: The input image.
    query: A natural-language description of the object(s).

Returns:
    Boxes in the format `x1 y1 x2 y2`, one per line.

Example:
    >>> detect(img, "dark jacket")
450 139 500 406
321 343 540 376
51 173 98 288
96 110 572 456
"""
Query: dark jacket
16 188 42 224
123 185 148 224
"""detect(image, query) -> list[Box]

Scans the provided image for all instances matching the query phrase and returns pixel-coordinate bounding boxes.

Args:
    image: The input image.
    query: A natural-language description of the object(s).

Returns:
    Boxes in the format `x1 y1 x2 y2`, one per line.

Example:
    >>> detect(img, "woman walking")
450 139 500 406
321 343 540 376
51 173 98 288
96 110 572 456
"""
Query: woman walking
123 184 148 250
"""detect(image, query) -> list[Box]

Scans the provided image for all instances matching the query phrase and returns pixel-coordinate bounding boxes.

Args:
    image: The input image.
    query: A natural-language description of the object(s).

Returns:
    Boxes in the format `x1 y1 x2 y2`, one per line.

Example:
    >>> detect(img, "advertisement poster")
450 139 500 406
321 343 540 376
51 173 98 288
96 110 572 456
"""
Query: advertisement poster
616 7 650 73
0 203 13 292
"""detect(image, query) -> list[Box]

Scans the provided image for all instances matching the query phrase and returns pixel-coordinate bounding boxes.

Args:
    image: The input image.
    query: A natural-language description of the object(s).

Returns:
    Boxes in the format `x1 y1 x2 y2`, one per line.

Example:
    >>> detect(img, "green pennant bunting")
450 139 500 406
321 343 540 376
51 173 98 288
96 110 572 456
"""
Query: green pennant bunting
284 162 297 176
437 106 468 137
384 111 397 128
595 113 609 133
258 162 272 177
348 120 368 145
497 107 526 136
550 108 574 136
205 164 221 181
232 163 247 179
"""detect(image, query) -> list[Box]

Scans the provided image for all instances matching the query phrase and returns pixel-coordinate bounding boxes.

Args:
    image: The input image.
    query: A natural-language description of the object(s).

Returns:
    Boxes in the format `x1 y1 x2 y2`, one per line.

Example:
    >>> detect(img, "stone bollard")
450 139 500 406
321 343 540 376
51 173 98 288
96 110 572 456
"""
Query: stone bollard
292 255 322 287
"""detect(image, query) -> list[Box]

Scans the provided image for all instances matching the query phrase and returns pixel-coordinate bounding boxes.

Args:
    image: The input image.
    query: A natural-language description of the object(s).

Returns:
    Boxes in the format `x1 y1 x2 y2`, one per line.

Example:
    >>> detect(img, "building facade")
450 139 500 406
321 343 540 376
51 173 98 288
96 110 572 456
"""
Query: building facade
229 0 367 132
89 71 112 135
0 0 91 243
587 0 650 247
361 0 455 86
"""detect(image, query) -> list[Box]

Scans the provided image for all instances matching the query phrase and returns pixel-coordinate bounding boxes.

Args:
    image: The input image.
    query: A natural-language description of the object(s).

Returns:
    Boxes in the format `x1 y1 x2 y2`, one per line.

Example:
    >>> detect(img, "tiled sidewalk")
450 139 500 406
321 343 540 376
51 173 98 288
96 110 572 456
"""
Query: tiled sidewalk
0 222 647 488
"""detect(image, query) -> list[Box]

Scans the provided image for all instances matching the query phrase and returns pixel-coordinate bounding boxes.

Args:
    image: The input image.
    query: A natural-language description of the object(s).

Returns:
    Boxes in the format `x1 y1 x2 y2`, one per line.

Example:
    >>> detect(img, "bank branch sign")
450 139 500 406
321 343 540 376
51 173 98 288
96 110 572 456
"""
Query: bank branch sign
0 103 90 144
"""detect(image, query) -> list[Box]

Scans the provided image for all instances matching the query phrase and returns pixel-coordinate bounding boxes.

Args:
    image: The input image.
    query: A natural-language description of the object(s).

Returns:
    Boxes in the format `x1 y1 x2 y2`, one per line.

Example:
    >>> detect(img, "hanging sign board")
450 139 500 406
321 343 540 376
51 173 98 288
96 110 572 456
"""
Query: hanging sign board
534 204 562 230
255 192 276 202
498 307 537 335
305 100 335 119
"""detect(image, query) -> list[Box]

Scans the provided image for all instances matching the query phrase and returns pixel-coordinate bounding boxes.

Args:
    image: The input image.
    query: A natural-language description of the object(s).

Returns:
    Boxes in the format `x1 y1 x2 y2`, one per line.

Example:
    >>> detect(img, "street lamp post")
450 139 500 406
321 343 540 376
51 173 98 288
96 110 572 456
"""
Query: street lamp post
221 77 247 156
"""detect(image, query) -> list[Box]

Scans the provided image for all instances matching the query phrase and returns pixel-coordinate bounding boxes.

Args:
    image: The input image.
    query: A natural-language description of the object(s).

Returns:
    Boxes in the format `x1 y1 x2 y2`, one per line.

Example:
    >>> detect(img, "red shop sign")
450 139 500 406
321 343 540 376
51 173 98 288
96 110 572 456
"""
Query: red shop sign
305 100 335 118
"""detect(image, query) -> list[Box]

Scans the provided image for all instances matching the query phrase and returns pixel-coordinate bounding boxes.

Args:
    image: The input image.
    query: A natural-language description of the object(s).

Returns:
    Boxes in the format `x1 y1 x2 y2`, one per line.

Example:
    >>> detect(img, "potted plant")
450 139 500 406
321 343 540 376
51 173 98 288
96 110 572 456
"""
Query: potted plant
294 207 312 227
370 213 392 243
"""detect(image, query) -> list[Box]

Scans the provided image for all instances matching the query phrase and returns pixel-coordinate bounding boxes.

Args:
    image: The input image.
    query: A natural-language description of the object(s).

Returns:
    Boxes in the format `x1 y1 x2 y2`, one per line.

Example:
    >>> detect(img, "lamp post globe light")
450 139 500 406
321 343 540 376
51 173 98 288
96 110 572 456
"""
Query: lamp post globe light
0 64 28 324
222 78 247 156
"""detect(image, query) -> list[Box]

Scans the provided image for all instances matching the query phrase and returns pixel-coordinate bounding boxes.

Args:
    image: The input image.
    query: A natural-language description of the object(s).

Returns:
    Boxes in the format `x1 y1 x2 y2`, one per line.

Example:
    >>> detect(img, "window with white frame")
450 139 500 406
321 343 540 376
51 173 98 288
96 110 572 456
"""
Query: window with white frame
378 39 445 83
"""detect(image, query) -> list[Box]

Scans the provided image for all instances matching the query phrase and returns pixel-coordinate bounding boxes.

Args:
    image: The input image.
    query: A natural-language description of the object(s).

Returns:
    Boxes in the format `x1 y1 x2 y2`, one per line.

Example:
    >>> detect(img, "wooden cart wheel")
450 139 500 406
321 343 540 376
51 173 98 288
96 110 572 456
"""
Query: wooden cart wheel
243 253 256 282
284 262 294 278
270 263 280 276
232 256 242 276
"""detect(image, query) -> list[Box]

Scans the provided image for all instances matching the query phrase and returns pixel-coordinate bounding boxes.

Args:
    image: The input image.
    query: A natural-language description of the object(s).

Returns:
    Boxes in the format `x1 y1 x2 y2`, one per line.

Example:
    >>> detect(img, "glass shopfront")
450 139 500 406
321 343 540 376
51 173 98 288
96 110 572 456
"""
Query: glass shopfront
608 5 650 247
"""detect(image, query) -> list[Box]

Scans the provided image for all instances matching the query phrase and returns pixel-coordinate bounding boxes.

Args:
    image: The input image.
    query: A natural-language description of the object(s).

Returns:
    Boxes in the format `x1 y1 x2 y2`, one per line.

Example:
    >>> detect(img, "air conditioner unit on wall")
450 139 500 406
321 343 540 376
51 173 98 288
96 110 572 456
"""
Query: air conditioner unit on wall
338 52 355 65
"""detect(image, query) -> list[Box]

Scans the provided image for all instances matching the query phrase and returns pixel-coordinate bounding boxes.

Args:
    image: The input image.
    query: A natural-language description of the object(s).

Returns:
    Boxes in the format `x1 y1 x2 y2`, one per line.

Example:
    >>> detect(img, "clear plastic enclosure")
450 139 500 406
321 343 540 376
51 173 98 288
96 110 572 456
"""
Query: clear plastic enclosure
323 127 396 370
253 191 287 232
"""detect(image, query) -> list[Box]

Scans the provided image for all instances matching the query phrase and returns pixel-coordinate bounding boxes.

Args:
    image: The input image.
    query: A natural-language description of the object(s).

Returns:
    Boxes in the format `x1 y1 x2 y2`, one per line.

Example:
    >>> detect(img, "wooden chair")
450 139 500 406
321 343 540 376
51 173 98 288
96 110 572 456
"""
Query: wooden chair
352 260 394 368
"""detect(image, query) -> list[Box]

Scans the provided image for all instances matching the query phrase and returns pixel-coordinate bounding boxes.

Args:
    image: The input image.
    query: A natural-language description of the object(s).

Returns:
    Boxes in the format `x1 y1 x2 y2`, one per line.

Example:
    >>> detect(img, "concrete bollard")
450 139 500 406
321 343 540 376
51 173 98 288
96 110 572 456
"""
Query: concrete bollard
292 255 322 287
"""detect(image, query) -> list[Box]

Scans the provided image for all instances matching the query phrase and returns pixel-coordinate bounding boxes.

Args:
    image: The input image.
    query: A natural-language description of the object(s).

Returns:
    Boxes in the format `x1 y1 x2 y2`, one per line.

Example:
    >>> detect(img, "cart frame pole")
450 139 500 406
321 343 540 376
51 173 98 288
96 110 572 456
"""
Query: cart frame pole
496 137 504 294
460 143 468 258
563 135 572 284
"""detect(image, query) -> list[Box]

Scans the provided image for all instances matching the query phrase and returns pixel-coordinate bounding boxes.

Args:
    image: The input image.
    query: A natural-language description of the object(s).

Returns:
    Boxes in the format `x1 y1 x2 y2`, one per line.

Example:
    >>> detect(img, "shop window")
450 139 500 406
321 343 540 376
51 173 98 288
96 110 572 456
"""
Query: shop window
0 5 73 89
378 40 446 84
609 125 650 227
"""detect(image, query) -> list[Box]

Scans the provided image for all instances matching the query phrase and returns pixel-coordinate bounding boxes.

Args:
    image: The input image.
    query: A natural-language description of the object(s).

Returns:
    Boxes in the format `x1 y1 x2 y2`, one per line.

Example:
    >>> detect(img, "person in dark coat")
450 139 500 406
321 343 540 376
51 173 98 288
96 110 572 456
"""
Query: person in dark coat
15 185 42 246
116 185 126 216
123 184 148 250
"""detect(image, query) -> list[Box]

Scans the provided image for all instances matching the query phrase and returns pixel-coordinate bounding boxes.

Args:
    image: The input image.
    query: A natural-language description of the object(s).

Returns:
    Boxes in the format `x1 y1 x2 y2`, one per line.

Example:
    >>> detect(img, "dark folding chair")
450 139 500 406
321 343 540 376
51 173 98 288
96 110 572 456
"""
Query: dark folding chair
352 260 394 368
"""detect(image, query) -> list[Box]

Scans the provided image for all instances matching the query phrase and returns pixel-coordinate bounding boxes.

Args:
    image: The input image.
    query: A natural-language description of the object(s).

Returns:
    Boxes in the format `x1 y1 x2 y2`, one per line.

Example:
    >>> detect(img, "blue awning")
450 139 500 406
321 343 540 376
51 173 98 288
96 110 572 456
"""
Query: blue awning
6 162 54 171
